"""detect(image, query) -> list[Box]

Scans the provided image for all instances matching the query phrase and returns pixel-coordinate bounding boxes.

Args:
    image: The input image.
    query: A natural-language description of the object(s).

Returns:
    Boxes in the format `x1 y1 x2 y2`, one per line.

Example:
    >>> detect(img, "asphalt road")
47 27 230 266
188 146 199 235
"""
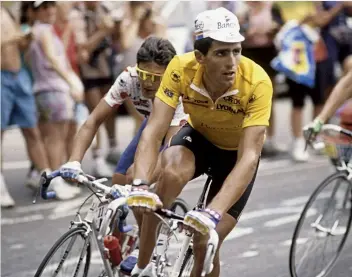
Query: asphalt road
1 100 351 277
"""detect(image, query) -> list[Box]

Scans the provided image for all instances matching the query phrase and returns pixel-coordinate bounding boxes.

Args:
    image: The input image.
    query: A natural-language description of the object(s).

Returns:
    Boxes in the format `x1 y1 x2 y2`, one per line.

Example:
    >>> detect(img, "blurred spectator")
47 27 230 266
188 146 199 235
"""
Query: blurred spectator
312 2 352 91
239 1 282 157
1 5 50 207
54 1 85 160
305 1 352 132
272 1 330 162
207 1 236 12
28 1 81 199
117 2 162 74
54 2 80 75
19 2 42 187
19 2 35 75
70 1 117 176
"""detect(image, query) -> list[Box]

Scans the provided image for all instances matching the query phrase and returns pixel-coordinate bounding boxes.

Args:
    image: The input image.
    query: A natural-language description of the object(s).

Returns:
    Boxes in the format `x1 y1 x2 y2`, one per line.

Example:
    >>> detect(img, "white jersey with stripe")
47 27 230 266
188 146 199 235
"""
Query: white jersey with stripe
104 66 188 126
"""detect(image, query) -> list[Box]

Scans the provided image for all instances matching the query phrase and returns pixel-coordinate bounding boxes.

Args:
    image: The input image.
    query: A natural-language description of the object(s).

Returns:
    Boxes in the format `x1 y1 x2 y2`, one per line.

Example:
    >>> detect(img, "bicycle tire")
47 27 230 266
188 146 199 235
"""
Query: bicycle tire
289 172 352 277
34 227 91 277
171 198 189 215
178 247 194 277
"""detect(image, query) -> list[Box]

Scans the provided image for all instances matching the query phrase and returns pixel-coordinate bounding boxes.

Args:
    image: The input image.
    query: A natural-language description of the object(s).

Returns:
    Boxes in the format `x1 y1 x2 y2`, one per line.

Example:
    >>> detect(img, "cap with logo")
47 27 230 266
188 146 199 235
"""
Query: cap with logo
194 7 245 43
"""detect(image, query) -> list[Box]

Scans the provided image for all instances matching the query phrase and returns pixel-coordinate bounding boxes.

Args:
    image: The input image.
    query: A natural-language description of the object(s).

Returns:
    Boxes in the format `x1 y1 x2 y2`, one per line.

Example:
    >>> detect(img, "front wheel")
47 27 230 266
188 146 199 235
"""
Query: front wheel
178 248 194 277
171 198 189 215
289 172 352 277
34 227 91 277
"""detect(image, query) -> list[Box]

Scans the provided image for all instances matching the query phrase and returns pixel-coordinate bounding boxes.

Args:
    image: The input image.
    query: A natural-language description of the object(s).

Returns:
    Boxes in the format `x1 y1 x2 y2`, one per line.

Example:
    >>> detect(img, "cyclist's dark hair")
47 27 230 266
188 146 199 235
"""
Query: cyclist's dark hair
194 37 214 56
137 37 177 67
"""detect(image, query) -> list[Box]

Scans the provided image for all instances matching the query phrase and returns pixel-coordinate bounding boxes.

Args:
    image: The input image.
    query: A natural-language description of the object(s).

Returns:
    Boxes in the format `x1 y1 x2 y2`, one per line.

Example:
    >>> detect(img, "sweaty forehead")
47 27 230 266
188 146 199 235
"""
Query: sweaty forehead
210 41 242 52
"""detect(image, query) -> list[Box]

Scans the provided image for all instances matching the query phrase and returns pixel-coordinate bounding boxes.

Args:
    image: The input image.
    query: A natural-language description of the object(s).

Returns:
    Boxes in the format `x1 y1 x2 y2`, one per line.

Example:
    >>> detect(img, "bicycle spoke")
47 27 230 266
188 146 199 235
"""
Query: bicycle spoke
72 239 90 277
55 233 79 275
40 233 88 277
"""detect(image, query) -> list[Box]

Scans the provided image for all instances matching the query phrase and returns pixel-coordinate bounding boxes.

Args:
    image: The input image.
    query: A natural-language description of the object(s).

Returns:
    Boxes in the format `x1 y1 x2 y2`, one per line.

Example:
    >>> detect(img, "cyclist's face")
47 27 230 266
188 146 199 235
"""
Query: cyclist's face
137 62 166 99
200 41 242 90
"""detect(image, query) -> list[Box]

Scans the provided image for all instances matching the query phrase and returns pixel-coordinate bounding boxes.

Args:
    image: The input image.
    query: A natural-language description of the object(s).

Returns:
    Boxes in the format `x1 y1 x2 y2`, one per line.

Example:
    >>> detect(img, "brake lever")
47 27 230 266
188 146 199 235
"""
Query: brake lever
85 174 96 181
33 171 59 203
33 185 41 204
33 171 49 204
304 131 313 152
304 139 309 152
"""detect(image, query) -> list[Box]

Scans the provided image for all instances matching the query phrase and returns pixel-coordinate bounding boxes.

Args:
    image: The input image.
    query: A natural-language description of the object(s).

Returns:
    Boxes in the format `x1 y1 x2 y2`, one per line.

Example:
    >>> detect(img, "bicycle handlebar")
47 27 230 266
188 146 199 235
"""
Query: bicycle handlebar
40 170 60 200
40 170 112 200
321 124 352 137
305 124 352 151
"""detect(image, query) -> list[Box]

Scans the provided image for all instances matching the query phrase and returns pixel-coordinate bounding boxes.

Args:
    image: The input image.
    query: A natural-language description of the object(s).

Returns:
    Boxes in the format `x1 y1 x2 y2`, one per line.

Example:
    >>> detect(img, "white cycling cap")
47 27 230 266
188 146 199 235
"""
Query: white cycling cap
194 7 245 43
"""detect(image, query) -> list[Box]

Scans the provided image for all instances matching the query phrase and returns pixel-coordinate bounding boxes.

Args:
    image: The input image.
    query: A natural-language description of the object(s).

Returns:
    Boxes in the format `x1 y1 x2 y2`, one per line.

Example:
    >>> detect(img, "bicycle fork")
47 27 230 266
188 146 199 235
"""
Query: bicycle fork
170 233 192 277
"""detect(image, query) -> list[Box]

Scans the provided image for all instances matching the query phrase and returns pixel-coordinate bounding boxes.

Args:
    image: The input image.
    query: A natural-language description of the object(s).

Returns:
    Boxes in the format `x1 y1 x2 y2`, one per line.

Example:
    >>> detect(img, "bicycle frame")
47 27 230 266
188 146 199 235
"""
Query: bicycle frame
67 193 128 277
38 171 217 277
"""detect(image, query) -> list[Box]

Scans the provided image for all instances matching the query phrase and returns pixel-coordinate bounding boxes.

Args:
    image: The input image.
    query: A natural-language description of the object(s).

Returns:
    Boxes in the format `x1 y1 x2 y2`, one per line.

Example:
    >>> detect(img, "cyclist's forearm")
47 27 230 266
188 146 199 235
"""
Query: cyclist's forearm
207 154 258 216
133 129 163 183
317 73 352 123
69 122 100 162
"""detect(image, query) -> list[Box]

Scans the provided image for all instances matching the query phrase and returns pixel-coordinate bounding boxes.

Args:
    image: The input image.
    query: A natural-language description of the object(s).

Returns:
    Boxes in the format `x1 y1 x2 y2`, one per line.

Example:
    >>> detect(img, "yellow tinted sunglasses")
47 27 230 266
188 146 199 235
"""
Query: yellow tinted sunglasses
136 66 163 82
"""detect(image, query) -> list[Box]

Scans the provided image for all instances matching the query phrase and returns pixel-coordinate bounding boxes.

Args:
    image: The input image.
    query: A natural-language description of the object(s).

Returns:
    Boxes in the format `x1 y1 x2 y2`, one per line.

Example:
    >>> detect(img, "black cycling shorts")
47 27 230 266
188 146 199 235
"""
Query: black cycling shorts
168 124 259 220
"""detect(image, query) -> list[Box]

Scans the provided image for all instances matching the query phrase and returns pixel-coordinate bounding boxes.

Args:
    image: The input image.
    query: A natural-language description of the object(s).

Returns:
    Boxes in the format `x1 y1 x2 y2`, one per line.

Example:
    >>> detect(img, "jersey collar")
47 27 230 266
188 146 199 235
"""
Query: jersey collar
190 64 239 101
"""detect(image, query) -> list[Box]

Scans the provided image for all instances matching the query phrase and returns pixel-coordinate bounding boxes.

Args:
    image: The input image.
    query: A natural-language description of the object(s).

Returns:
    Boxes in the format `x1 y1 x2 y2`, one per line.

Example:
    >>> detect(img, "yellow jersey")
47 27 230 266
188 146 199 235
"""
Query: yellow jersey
156 52 273 150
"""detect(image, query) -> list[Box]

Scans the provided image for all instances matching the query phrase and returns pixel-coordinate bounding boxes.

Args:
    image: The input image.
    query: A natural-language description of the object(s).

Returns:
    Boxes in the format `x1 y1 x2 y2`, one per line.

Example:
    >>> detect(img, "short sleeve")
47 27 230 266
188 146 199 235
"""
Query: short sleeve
242 80 273 128
170 100 189 126
104 71 131 108
155 56 182 109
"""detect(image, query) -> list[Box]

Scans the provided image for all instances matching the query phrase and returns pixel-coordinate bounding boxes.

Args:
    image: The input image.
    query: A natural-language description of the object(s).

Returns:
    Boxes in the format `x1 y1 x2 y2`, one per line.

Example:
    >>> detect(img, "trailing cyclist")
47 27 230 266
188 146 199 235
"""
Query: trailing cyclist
60 36 188 274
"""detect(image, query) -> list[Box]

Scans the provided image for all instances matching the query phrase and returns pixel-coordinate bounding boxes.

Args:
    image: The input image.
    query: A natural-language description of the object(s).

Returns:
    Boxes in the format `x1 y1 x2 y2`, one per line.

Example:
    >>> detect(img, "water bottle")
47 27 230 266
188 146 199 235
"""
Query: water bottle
103 235 123 266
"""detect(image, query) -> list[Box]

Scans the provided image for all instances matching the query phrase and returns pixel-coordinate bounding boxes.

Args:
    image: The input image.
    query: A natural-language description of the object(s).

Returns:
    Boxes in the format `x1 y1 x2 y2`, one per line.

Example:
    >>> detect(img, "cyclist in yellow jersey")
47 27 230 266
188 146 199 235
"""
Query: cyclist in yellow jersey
126 7 273 277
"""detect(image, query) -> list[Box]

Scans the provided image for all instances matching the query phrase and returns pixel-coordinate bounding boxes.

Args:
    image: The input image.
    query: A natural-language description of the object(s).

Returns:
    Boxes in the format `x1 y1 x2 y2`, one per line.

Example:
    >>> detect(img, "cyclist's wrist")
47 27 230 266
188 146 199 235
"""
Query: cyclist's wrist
66 161 82 167
203 208 222 225
313 117 324 132
314 117 325 125
132 179 150 191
